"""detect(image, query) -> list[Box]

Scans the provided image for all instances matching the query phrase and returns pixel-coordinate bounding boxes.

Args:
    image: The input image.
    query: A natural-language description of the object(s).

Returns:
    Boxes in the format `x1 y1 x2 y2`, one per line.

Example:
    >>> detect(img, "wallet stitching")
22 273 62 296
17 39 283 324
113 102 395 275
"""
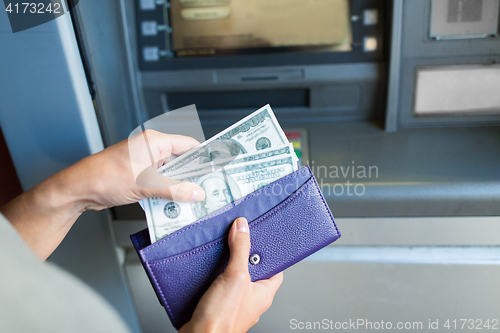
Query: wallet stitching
148 178 314 266
150 233 225 266
148 240 224 325
146 260 176 322
145 167 310 252
143 167 312 254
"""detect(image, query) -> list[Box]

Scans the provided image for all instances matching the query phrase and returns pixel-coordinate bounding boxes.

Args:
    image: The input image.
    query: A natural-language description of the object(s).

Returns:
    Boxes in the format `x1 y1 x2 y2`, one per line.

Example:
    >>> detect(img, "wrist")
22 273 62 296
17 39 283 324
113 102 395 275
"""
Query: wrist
26 169 86 228
40 166 89 217
53 154 105 213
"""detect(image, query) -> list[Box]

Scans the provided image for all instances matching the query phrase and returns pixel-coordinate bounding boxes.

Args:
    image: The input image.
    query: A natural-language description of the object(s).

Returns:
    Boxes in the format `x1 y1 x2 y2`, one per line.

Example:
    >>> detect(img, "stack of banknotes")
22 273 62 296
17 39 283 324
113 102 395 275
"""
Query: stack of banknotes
139 105 299 243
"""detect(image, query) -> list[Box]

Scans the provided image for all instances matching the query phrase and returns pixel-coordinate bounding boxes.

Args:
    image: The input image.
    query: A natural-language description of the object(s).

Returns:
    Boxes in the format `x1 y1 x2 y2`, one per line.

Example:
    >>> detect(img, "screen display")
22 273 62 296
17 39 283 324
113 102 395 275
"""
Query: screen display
165 0 352 57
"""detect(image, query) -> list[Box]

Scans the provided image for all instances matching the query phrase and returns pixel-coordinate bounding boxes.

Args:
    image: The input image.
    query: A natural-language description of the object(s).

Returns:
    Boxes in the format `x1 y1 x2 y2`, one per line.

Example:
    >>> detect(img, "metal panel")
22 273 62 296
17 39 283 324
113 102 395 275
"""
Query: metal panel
0 10 141 333
121 226 500 333
385 0 403 132
399 57 500 127
0 11 101 190
114 217 500 248
334 217 500 246
70 0 148 146
402 0 500 58
393 0 500 129
113 119 500 218
249 253 500 333
414 65 500 115
307 121 500 217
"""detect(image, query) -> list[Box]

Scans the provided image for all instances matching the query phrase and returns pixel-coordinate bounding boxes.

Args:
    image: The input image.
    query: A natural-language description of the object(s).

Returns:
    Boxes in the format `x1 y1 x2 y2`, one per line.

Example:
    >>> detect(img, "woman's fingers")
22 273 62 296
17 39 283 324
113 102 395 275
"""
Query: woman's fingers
129 130 201 188
144 130 200 167
225 218 252 280
164 178 205 202
129 130 205 201
140 174 205 202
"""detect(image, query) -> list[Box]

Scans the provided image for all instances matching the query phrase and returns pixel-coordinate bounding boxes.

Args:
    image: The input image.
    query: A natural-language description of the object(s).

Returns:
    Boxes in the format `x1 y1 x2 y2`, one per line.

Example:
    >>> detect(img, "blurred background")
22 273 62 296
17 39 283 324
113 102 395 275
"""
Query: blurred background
1 0 499 332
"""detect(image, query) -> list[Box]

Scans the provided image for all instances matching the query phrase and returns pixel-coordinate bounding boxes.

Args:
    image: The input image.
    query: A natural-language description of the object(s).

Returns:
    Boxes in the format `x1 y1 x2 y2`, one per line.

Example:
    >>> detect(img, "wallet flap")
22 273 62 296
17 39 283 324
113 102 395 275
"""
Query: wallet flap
140 166 313 261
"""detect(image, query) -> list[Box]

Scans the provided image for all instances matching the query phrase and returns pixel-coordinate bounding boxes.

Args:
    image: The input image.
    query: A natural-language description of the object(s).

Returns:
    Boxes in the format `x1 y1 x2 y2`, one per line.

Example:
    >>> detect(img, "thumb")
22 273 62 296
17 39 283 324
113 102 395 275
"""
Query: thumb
163 178 205 203
137 166 205 202
225 217 251 277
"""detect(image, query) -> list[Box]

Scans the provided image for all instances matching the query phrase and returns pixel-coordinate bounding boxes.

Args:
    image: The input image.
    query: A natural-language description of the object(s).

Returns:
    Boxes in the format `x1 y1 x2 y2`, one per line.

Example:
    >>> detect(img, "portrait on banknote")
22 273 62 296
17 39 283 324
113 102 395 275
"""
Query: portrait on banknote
192 172 241 218
200 140 246 164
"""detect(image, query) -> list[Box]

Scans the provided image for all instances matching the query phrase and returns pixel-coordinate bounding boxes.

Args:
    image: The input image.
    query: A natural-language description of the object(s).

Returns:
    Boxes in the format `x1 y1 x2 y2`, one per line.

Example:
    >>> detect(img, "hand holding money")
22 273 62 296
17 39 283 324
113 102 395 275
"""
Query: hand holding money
0 128 207 260
141 105 299 243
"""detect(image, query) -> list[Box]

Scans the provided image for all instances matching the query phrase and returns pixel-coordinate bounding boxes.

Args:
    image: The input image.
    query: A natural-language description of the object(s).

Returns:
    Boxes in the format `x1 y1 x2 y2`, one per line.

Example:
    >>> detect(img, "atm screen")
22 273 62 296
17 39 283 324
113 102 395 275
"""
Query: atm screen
166 0 352 57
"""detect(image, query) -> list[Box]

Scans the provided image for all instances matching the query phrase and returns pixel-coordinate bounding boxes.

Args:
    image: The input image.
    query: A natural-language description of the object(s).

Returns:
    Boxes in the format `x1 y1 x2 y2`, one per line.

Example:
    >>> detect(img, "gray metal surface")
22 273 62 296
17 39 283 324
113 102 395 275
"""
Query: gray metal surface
49 211 141 332
120 217 500 333
398 57 500 127
334 217 500 246
114 216 500 249
249 253 500 333
0 9 101 190
124 245 500 333
140 63 382 91
72 0 147 146
385 0 403 132
112 119 500 220
306 121 500 216
395 0 500 129
0 9 140 333
401 0 500 58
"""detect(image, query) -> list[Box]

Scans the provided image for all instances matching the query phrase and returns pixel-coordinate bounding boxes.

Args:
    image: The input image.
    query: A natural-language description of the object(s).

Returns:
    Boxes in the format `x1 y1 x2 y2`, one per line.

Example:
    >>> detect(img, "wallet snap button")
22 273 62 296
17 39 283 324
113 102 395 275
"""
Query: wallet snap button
249 254 260 265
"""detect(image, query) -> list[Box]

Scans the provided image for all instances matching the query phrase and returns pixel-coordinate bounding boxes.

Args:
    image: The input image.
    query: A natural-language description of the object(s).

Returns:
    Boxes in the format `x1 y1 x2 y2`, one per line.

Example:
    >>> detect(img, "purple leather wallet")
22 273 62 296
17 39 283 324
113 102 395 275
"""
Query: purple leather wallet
130 166 340 329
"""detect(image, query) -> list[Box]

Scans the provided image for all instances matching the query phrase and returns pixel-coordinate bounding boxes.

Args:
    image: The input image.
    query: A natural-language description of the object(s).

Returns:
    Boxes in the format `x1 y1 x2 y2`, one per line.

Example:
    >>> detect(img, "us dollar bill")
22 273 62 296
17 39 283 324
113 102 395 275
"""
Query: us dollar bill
166 143 297 177
157 104 288 176
137 145 297 212
144 155 297 243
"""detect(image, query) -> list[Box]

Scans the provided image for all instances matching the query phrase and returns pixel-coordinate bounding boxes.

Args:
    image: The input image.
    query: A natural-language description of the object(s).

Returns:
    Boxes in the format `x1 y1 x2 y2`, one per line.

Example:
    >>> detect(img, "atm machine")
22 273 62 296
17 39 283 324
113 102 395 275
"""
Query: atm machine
1 0 500 332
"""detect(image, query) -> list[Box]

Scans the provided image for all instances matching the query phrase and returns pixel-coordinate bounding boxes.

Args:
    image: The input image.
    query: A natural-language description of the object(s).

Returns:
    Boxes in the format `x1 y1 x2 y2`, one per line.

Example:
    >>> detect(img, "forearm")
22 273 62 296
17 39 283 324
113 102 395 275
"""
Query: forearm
0 131 204 260
0 164 88 260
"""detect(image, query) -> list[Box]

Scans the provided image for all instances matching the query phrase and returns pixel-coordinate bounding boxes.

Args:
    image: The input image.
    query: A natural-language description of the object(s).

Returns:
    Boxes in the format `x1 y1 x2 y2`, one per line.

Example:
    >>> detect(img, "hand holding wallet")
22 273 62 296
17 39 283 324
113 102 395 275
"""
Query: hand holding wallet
131 166 341 329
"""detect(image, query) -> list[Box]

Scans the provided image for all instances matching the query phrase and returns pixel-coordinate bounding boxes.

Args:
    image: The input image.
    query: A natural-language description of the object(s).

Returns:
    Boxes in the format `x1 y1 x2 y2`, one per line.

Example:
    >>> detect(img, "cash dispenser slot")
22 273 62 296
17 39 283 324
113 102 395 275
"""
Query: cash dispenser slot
216 69 305 84
165 89 310 111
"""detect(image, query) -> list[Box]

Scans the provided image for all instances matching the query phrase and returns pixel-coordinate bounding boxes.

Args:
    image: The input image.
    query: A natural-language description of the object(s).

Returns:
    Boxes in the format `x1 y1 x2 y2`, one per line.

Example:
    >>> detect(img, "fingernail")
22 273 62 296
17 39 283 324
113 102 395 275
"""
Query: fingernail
190 189 203 202
236 218 248 233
